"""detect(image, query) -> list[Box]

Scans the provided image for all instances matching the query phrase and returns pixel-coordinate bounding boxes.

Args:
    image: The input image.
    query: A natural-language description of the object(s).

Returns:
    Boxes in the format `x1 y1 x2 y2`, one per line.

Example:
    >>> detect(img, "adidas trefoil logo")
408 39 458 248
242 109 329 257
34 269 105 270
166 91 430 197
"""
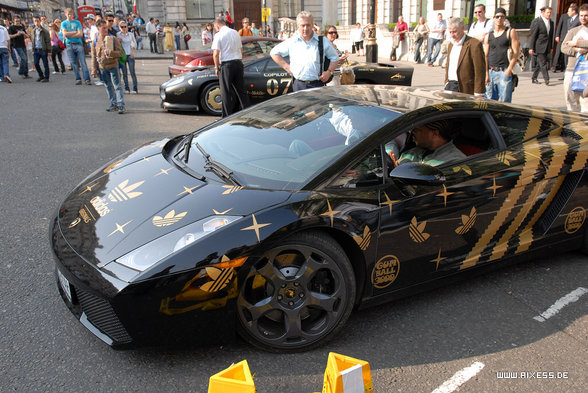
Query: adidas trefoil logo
152 210 188 227
108 179 144 202
353 226 372 250
200 264 235 293
409 216 430 243
455 207 477 235
496 152 517 165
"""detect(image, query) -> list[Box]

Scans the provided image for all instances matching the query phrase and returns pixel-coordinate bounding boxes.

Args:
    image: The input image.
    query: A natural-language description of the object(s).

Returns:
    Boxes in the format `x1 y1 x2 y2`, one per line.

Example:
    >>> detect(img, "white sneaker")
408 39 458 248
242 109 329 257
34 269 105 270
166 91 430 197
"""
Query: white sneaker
94 81 104 86
52 71 58 75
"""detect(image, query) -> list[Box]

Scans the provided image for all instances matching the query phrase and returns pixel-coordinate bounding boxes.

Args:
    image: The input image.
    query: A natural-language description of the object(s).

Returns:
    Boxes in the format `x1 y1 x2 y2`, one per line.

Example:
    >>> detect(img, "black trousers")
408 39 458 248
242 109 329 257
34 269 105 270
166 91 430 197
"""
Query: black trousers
532 53 550 82
148 33 156 52
292 79 324 91
219 60 249 117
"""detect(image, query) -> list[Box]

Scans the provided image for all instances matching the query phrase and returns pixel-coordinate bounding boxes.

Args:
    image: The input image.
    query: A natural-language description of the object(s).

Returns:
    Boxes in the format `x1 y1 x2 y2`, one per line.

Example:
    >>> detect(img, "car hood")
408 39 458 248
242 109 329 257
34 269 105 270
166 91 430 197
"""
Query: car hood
57 139 291 267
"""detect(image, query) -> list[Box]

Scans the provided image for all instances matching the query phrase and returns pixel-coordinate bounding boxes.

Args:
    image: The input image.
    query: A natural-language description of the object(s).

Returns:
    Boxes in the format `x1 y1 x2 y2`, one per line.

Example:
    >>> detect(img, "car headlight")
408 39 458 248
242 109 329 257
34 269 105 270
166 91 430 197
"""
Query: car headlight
113 215 242 272
160 89 166 100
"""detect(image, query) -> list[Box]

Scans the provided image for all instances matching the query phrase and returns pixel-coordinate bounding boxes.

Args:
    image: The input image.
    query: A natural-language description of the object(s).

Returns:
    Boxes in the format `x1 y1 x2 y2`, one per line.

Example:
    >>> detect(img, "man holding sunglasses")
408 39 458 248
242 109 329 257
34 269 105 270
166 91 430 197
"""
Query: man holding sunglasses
484 8 520 103
468 4 493 42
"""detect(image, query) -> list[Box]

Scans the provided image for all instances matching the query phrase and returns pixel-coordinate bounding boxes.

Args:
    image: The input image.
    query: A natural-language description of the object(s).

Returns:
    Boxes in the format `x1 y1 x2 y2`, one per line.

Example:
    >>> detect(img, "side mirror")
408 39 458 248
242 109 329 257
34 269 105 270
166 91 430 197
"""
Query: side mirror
390 162 446 186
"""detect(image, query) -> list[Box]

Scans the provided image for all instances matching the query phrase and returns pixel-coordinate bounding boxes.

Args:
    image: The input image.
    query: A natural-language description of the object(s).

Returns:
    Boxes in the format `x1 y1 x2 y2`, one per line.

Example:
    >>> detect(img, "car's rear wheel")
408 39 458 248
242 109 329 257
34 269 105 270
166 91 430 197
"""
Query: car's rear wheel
200 83 222 116
237 231 356 352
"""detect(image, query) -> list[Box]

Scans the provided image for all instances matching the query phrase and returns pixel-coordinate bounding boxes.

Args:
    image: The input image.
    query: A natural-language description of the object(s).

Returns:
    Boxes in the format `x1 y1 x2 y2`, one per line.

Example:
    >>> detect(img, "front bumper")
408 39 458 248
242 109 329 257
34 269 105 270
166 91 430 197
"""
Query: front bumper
51 216 237 347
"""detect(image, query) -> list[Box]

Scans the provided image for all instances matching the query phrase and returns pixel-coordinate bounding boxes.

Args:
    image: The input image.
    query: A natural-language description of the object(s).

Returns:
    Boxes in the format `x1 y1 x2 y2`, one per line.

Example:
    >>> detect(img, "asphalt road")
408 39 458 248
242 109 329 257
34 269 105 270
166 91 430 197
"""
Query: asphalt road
0 59 586 393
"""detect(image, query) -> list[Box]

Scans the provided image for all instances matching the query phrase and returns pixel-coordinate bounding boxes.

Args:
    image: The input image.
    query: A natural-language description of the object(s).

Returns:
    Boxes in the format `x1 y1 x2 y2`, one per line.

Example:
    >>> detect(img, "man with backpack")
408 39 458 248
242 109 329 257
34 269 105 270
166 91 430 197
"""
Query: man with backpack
468 4 494 42
94 19 125 114
484 8 520 102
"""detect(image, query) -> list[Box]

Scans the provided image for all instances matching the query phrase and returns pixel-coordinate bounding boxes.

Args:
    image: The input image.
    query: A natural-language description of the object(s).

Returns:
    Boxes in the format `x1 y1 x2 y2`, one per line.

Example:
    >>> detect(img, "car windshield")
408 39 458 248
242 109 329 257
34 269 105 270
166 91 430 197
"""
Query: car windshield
189 93 400 190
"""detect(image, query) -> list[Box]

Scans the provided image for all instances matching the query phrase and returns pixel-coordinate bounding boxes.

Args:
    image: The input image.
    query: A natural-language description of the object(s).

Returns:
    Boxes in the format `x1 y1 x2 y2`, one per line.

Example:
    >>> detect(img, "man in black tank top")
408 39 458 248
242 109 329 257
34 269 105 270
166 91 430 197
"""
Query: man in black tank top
483 8 520 102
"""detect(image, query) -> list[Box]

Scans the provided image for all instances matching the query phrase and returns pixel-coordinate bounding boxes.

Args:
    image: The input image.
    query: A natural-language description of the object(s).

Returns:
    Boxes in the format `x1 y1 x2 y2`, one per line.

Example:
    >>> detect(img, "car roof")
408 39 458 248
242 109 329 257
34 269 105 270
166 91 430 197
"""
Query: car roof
307 85 587 125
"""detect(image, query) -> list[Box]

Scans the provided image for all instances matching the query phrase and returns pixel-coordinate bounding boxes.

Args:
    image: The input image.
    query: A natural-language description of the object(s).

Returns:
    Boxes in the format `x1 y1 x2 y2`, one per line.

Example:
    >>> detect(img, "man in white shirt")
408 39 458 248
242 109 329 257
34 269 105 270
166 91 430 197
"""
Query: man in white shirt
426 13 446 66
146 17 156 53
0 21 11 82
212 16 249 117
529 6 554 85
351 23 364 55
468 4 493 41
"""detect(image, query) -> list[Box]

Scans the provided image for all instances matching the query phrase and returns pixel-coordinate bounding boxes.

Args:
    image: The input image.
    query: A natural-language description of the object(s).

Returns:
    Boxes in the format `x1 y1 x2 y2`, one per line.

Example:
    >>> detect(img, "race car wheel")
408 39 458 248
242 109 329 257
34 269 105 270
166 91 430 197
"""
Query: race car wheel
200 83 222 116
237 231 356 352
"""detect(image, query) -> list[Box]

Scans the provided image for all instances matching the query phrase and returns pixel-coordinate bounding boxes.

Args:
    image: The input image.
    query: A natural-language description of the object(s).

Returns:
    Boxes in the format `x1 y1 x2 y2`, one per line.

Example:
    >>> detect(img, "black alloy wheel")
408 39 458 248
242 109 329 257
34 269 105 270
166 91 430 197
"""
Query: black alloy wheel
237 231 356 352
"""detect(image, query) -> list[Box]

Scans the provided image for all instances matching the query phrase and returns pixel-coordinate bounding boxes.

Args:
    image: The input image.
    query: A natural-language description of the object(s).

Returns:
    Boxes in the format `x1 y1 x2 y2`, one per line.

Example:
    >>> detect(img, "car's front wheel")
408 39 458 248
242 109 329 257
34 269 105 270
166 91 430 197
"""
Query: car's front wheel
237 231 356 352
200 83 222 116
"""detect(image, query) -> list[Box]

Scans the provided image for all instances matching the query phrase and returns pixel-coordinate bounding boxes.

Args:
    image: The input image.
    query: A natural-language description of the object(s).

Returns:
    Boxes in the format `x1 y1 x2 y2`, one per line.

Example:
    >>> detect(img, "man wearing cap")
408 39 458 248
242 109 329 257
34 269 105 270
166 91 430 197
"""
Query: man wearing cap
396 120 466 167
529 6 554 85
484 8 520 102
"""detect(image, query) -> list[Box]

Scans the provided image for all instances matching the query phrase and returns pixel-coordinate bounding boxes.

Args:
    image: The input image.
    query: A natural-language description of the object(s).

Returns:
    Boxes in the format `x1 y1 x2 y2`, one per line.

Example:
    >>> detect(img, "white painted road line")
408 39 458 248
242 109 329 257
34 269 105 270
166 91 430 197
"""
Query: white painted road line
431 362 485 393
533 287 588 322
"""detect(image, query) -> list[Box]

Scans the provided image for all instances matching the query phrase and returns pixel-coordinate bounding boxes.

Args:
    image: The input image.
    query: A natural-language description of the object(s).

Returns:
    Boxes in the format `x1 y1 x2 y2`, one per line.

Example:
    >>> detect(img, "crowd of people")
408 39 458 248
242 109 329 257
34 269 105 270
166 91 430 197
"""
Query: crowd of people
2 4 588 115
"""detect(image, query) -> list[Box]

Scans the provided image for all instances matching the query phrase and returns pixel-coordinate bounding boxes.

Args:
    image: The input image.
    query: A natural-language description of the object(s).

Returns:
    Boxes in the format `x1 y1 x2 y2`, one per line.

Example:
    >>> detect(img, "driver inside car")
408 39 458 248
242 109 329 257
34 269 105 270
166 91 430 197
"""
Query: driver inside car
390 120 466 167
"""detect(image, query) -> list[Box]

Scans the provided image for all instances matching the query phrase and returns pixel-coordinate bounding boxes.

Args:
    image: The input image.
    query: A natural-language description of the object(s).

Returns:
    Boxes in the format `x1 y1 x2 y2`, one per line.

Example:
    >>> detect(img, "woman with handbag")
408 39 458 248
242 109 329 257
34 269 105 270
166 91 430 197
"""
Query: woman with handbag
50 22 65 74
182 23 190 49
414 17 430 64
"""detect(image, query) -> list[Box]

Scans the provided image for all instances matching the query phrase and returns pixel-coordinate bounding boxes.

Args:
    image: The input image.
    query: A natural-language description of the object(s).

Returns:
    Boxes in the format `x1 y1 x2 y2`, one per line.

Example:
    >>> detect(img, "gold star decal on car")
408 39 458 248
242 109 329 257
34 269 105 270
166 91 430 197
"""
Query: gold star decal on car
430 249 446 270
213 208 233 215
320 199 341 227
455 207 477 235
154 167 173 176
487 176 502 197
177 185 200 196
353 226 372 250
380 192 400 216
241 214 271 243
80 182 99 195
437 185 454 207
107 220 132 237
409 216 430 243
103 159 123 174
141 156 151 163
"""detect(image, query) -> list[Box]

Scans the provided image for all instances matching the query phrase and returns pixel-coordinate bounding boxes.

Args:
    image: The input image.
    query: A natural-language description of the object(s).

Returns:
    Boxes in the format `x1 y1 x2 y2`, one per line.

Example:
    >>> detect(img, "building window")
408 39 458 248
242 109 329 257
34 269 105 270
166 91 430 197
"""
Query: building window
392 0 402 21
433 0 444 11
185 0 215 19
279 0 302 19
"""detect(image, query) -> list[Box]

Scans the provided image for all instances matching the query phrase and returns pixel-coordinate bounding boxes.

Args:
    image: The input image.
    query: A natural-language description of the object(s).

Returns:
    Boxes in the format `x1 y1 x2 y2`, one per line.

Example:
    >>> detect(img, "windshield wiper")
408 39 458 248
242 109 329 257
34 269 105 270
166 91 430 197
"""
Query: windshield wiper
196 142 241 186
183 133 195 163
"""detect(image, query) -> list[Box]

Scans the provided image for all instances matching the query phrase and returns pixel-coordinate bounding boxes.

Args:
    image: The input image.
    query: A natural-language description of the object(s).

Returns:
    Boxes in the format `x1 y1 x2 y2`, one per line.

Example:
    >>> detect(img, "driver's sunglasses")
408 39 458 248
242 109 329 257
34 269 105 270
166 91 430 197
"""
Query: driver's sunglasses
327 31 337 34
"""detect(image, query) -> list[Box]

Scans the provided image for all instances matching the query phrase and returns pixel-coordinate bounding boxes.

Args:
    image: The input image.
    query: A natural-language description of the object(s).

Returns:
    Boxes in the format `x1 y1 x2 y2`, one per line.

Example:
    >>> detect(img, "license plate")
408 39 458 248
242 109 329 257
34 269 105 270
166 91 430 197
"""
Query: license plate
57 269 73 303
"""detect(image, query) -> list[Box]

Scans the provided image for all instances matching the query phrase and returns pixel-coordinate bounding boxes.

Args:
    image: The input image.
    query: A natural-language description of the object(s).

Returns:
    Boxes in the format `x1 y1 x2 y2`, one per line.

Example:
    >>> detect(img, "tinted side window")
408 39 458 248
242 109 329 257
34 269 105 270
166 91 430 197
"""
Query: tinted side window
492 112 555 146
258 40 279 53
243 42 262 57
265 57 289 73
247 59 268 73
330 148 383 188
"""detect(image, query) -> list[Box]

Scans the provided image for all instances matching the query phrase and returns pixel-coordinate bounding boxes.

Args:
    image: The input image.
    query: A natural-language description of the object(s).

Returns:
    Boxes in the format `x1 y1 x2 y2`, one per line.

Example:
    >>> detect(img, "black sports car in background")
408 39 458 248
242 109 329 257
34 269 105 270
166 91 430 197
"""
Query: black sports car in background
52 86 588 352
160 54 414 115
